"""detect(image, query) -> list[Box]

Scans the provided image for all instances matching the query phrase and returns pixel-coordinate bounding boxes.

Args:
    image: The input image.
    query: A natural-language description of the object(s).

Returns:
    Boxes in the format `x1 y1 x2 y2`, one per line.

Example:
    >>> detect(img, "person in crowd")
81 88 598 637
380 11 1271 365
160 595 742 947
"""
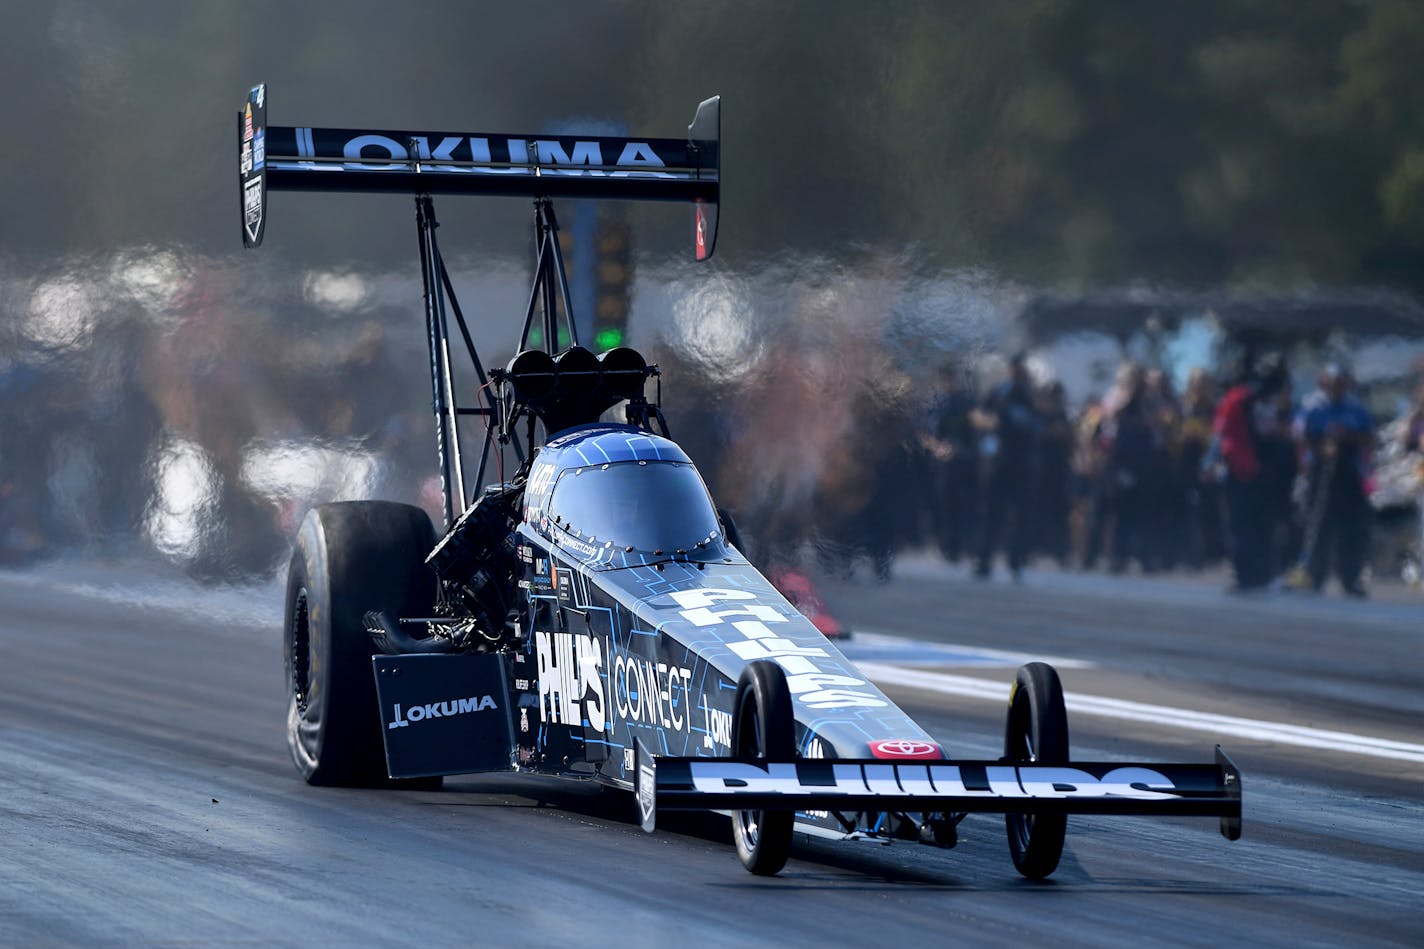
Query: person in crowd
1399 379 1424 457
856 371 923 582
971 352 1040 579
1178 367 1224 567
1142 368 1183 570
1258 368 1301 578
1294 365 1374 596
1076 391 1112 570
1402 379 1424 586
1213 354 1290 591
1100 363 1156 573
1034 380 1074 566
811 365 918 582
919 363 979 563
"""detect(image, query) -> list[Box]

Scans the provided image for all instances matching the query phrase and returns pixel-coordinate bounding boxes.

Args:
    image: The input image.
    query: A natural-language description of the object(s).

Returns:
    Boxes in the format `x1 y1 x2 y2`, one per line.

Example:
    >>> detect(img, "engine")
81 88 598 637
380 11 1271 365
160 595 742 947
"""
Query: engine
423 480 523 650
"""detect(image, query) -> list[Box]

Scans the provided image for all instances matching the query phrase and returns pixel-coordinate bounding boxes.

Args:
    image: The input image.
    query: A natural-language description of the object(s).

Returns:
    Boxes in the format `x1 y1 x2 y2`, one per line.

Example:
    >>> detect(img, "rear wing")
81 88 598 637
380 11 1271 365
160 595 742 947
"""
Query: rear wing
238 84 720 258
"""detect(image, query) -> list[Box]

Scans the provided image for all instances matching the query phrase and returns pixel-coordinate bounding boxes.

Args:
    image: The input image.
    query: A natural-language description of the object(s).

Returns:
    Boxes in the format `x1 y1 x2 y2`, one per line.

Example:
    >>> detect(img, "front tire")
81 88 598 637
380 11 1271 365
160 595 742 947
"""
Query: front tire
731 660 796 875
284 501 441 788
1004 661 1069 879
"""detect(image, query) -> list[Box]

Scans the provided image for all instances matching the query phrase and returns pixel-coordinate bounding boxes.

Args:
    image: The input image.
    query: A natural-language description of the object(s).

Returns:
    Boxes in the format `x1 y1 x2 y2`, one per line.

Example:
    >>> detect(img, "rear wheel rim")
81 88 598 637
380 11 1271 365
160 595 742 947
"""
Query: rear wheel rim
290 589 311 715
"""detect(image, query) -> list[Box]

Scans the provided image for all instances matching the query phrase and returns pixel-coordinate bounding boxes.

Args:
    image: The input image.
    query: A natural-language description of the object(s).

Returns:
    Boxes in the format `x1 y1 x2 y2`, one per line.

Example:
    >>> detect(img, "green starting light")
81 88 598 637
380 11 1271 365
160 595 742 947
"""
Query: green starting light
594 326 625 351
524 327 571 350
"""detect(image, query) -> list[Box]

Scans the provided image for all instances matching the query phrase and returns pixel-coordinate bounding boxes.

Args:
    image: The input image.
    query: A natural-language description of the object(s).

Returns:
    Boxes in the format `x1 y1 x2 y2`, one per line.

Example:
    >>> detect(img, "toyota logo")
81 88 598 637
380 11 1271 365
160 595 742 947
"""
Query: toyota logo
868 739 943 760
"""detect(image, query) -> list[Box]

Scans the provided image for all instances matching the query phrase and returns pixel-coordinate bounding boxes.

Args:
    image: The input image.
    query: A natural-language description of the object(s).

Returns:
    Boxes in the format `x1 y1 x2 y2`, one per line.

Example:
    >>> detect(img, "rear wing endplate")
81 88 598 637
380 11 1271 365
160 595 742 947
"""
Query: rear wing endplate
239 84 720 258
636 742 1243 841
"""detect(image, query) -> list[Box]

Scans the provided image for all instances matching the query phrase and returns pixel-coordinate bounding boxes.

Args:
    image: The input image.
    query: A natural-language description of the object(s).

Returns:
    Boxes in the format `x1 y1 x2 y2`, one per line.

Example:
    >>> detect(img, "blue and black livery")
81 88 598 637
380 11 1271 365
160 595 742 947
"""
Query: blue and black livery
247 83 1243 878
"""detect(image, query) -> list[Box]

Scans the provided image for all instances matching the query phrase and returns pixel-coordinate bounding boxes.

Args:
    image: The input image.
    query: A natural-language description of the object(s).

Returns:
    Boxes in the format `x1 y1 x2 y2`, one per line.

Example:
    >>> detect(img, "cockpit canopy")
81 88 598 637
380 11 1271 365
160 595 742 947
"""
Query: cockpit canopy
548 460 726 561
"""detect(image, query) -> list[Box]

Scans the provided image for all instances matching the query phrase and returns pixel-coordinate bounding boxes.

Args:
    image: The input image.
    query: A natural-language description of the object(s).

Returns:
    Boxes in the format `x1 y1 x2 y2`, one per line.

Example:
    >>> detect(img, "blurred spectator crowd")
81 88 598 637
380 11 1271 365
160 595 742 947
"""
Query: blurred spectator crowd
5 253 1424 599
864 353 1424 595
0 260 438 578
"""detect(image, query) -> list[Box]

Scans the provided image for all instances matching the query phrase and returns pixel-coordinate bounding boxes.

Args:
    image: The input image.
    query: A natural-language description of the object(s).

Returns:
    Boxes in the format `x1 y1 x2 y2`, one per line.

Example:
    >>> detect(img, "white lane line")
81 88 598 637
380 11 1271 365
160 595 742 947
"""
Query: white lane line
845 631 1093 669
855 661 1424 765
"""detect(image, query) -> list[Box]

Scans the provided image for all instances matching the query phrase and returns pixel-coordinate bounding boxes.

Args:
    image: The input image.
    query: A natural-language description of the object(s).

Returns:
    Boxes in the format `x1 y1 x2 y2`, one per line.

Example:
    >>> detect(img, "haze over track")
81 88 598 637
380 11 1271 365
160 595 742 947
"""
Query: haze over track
0 557 1418 946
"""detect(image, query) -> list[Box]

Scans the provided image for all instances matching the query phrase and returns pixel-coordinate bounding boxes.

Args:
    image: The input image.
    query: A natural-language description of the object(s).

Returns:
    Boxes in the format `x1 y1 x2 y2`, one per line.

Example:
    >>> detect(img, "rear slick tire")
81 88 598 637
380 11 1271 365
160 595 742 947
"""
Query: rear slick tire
731 660 796 875
284 501 442 789
1003 661 1069 879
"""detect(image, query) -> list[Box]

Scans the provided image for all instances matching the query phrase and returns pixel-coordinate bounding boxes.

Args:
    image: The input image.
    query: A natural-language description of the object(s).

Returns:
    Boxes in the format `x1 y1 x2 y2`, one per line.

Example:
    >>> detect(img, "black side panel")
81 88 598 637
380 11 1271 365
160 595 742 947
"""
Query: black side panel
374 653 515 778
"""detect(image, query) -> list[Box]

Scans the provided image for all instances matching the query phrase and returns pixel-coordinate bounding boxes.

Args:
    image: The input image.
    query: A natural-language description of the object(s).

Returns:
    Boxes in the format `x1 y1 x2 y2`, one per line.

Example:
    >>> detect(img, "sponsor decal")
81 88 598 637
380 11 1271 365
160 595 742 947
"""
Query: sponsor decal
340 134 409 171
557 534 600 559
242 177 262 241
614 653 693 734
868 739 943 760
535 630 607 731
556 565 576 602
686 762 1183 801
388 694 498 729
667 588 886 710
253 129 265 169
243 103 253 142
623 747 635 772
253 84 264 108
287 134 677 178
517 545 533 564
637 756 657 829
701 697 732 752
527 462 557 495
520 708 529 733
240 141 252 176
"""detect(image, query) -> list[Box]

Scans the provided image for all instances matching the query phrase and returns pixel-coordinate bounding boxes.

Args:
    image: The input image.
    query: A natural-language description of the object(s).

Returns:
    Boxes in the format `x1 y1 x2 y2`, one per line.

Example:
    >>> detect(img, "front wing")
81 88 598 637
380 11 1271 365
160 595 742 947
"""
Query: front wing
636 742 1242 840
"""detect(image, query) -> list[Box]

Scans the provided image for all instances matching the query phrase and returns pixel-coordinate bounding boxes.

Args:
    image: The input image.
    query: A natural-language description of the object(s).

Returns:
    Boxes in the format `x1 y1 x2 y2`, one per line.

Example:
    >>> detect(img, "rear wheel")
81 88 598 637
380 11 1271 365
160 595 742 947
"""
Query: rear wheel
284 501 442 788
731 660 796 875
1003 661 1069 879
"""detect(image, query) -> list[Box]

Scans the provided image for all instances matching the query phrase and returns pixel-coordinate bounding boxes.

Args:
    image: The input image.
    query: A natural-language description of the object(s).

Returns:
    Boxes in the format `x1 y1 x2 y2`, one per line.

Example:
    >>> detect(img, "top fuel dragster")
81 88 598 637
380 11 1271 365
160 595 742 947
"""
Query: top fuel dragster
240 83 1241 877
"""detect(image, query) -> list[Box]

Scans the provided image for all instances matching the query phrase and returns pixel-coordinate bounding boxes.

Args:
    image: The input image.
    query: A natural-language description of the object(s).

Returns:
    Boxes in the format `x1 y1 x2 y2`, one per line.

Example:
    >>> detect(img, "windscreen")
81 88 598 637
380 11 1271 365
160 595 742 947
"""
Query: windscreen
549 461 722 555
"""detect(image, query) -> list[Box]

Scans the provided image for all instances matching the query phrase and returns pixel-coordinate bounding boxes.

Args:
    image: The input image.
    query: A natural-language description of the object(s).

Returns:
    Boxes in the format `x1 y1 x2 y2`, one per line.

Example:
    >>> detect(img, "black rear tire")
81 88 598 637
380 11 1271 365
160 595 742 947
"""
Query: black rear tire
731 660 796 875
284 500 442 788
1004 661 1069 879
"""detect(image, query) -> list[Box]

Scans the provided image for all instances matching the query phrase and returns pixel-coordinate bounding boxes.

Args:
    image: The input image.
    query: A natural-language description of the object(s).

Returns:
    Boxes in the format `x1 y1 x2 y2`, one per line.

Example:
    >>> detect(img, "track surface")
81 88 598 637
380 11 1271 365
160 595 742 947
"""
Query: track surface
1 557 1420 947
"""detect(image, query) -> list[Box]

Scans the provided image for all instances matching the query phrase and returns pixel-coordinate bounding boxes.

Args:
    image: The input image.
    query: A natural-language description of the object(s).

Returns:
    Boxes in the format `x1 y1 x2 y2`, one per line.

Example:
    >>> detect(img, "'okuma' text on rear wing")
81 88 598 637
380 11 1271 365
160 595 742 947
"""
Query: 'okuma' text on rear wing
238 84 720 259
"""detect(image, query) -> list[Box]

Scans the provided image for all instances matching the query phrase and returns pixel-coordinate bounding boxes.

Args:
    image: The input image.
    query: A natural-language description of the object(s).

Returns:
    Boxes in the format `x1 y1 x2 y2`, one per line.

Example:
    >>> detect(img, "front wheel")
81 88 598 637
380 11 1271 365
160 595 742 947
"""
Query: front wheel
731 660 795 875
1003 661 1069 879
